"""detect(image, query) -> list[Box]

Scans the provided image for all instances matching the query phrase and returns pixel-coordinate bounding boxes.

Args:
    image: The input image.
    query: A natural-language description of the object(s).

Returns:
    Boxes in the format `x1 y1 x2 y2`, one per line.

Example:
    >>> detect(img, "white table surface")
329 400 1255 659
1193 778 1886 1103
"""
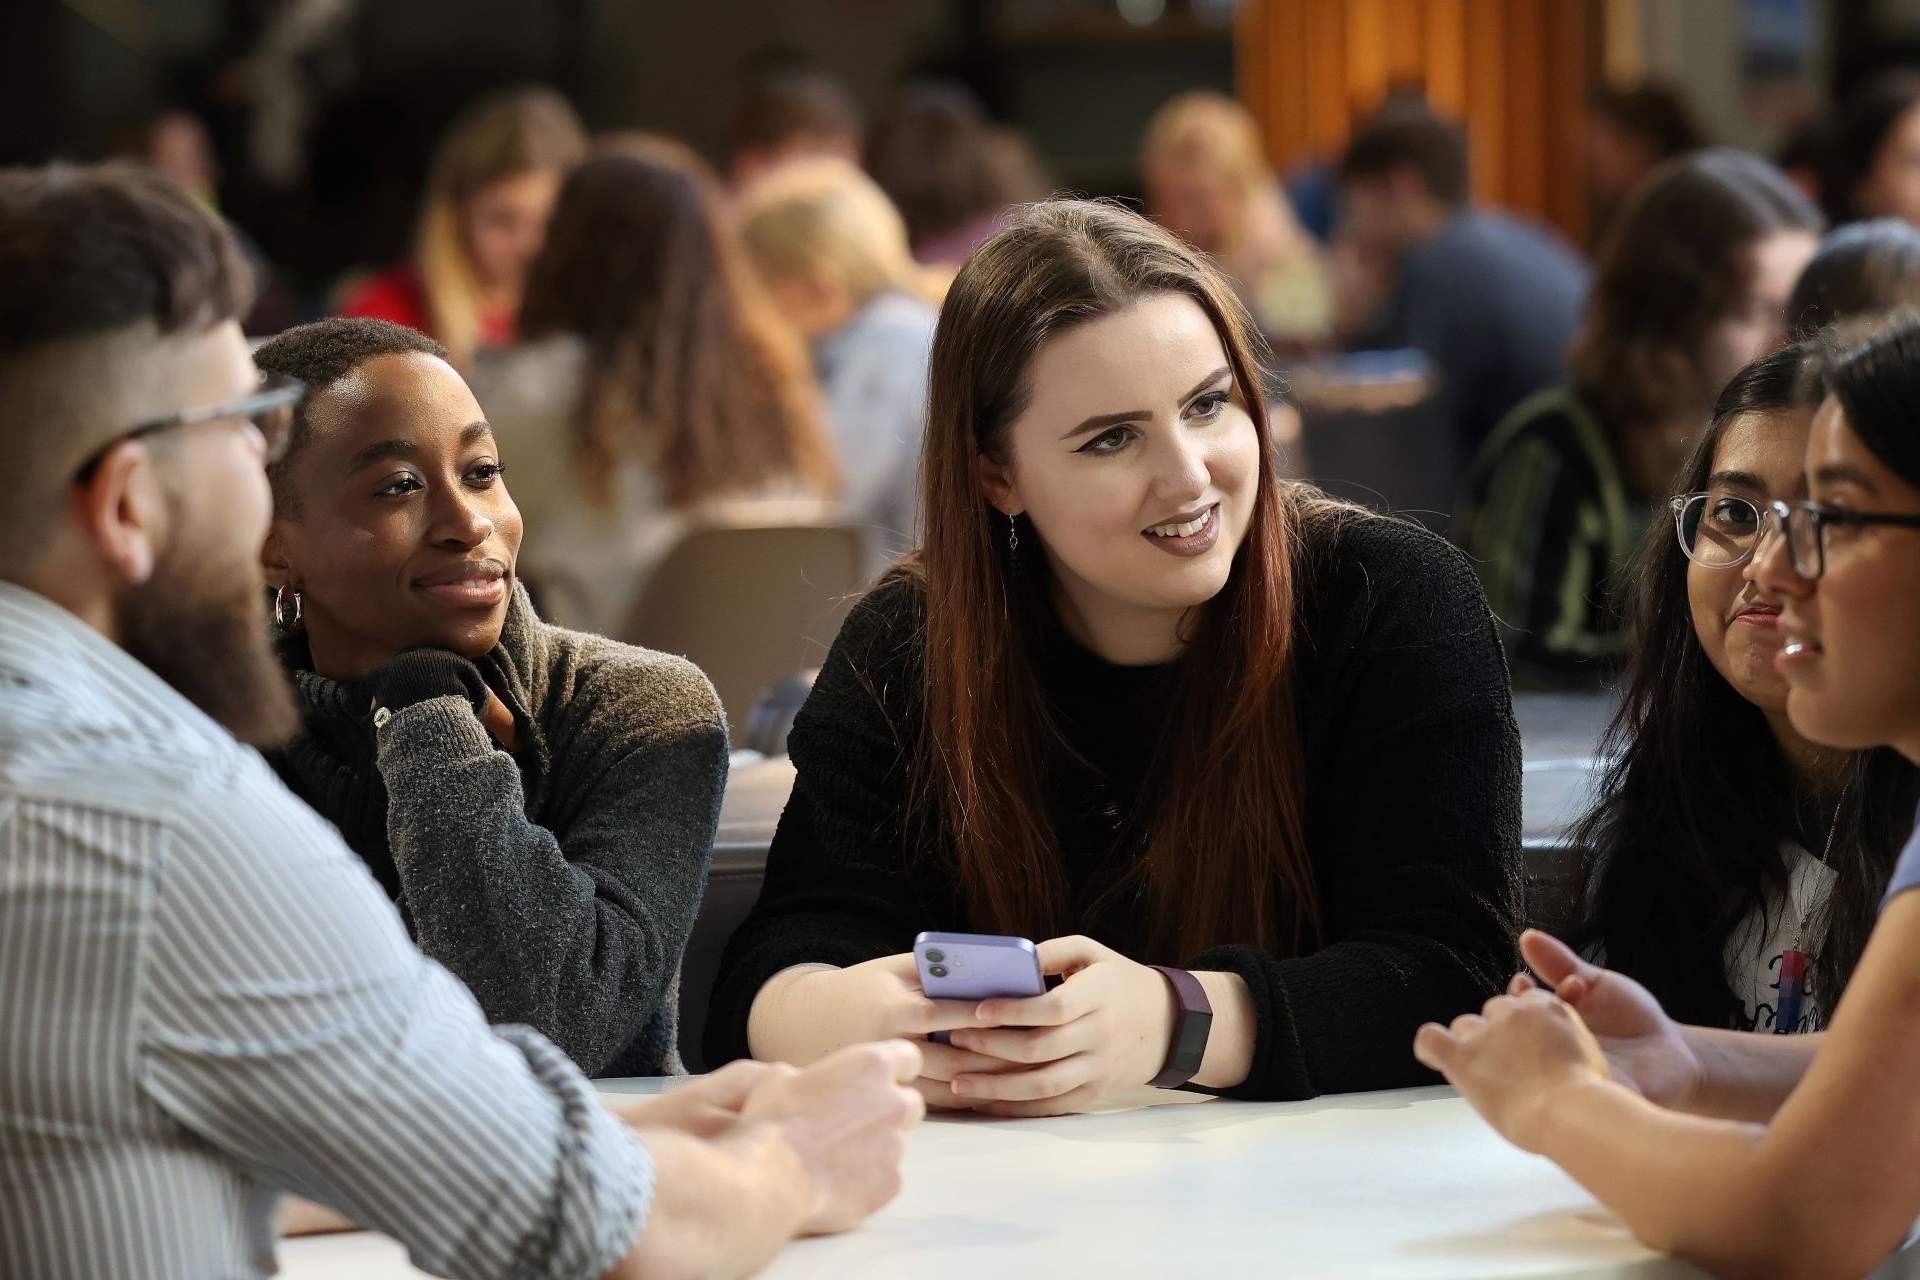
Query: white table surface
279 1080 1920 1280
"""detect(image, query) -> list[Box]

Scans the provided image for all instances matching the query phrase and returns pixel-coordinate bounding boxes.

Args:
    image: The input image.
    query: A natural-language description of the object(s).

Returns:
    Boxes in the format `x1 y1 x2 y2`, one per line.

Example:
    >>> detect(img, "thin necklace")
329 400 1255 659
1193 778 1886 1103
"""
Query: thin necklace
1777 782 1848 1034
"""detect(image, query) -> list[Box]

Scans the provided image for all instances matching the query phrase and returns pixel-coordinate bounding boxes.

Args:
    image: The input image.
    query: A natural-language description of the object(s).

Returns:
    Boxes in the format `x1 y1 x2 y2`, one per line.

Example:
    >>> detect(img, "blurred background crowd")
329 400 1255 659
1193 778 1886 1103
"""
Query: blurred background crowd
10 0 1920 698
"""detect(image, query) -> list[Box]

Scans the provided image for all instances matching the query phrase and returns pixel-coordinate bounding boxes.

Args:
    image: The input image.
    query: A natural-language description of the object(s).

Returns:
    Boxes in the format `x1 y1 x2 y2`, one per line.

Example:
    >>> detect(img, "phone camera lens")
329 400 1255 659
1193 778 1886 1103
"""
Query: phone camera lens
929 964 949 978
925 949 945 963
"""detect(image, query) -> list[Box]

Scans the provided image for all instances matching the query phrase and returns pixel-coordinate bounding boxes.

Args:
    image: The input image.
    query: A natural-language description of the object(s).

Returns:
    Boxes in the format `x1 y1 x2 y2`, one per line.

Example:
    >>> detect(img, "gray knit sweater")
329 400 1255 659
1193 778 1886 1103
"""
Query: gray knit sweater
268 585 727 1077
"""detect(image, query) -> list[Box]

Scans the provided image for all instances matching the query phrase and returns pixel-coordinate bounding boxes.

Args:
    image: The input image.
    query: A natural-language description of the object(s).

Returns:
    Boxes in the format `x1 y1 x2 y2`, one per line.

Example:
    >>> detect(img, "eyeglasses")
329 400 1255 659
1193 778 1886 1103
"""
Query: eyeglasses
1672 491 1920 579
73 372 305 482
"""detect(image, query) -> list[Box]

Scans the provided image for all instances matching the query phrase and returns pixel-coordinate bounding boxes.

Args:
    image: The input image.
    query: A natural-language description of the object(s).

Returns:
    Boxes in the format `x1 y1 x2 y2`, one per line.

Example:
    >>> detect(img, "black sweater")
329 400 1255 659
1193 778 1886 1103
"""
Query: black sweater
706 509 1523 1098
270 586 728 1078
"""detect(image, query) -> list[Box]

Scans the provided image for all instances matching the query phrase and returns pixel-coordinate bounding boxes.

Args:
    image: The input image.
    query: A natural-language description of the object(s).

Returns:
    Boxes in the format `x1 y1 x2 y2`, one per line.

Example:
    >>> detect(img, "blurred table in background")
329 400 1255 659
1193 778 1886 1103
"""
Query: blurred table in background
1287 349 1456 533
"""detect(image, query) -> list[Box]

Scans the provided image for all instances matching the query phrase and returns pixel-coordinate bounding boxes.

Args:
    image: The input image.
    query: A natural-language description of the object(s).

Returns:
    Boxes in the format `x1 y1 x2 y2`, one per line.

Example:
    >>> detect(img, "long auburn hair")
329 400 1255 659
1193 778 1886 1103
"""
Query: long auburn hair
518 136 837 509
904 199 1330 961
1573 341 1919 1026
414 85 586 370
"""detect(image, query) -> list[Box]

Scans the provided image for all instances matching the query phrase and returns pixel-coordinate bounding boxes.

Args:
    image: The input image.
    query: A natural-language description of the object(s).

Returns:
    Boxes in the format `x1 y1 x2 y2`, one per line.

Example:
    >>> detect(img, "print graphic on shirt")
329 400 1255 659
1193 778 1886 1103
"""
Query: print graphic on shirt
1725 843 1835 1035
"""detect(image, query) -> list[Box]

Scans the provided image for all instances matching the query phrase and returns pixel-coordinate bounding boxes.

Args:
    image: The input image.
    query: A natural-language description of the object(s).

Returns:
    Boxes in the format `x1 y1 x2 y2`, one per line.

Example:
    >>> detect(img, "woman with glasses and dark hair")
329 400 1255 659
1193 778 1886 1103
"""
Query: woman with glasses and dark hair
1415 313 1920 1276
1570 340 1919 1036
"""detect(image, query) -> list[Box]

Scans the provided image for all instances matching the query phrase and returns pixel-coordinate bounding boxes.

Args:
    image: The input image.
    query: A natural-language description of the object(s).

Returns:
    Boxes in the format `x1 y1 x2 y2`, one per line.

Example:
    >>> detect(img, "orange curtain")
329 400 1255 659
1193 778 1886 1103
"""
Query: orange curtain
1237 0 1603 244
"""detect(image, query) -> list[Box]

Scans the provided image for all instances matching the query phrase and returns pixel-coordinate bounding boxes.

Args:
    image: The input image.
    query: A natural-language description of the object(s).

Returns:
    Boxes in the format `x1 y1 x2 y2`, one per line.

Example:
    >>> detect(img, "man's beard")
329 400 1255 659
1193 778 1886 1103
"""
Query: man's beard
117 533 300 749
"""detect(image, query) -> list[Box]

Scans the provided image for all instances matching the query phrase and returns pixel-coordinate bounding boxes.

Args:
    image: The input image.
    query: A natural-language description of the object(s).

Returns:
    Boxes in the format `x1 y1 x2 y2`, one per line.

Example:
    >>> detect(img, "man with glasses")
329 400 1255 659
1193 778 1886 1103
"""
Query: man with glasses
0 163 922 1279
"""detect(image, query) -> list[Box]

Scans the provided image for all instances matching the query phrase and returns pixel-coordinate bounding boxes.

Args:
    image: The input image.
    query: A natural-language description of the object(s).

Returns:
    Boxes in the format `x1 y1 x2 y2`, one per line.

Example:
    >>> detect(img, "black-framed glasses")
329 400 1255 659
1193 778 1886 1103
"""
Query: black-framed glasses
1762 498 1920 580
73 372 305 482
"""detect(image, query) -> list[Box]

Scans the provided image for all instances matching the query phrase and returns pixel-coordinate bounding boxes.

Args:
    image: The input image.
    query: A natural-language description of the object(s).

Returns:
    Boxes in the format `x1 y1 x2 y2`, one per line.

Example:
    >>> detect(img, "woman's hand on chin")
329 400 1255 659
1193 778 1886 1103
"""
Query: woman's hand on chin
944 935 1176 1117
364 647 492 718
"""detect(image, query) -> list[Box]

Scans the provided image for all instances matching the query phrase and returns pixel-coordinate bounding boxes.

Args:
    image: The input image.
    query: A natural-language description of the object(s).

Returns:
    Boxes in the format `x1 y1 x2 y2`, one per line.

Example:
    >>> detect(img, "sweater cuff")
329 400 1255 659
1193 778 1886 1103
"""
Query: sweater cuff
366 648 491 717
1185 943 1313 1101
374 694 496 761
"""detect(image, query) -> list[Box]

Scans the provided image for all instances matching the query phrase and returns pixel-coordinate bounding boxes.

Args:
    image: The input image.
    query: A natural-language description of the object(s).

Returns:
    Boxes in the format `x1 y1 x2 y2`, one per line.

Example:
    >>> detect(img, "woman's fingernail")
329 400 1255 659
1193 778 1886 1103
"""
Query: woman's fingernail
975 1003 993 1022
951 1078 971 1096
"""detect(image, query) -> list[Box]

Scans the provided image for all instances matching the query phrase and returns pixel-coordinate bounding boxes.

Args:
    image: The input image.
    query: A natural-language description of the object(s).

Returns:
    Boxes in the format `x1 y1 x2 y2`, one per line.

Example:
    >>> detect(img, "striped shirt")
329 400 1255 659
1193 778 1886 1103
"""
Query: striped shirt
0 583 654 1279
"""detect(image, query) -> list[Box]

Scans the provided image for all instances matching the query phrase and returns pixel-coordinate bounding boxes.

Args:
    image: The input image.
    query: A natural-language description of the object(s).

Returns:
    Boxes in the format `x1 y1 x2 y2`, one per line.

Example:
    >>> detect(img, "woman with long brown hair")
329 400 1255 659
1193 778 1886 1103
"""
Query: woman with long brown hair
339 86 585 371
471 137 838 637
707 200 1521 1112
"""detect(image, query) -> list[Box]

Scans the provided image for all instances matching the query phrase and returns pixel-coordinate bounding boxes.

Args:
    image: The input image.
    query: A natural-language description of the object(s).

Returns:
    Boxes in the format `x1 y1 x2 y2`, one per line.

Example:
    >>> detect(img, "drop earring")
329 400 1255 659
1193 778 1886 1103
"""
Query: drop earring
1008 512 1019 553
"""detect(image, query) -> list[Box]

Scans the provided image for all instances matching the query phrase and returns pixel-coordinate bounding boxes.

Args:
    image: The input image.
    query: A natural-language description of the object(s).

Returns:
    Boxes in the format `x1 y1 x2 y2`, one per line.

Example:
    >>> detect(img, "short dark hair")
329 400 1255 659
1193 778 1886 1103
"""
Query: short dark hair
1786 219 1920 336
729 66 861 160
252 317 447 508
1335 110 1469 208
0 163 255 570
0 162 253 358
1588 83 1704 161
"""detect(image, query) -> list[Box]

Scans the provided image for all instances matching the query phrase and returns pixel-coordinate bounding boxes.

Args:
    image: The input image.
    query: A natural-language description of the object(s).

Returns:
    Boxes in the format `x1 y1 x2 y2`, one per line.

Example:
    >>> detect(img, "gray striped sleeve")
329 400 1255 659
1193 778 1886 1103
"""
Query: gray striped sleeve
137 756 653 1280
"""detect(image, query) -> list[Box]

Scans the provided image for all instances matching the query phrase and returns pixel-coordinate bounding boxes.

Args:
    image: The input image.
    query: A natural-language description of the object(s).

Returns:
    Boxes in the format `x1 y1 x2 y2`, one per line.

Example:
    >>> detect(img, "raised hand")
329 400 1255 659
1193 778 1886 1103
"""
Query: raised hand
1413 987 1611 1154
1512 929 1704 1110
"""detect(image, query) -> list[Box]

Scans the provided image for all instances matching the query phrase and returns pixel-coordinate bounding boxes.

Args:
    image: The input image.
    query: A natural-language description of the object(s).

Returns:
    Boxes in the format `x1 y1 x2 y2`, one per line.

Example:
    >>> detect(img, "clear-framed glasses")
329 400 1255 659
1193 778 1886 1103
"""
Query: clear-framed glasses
1670 492 1776 569
73 371 305 482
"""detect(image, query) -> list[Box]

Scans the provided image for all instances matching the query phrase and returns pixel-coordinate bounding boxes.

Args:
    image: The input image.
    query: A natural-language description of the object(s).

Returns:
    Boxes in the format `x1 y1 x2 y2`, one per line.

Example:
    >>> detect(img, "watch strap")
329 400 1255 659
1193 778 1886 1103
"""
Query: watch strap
1147 965 1213 1089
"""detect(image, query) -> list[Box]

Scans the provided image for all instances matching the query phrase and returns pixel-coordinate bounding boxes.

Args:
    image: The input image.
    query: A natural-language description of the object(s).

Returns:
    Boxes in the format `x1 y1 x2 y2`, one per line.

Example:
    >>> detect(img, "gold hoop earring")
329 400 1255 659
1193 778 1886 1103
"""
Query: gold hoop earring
274 585 303 630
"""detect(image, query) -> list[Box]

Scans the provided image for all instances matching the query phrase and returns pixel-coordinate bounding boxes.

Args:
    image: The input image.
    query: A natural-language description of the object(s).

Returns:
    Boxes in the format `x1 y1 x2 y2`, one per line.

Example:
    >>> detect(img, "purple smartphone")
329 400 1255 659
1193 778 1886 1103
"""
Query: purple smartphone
914 931 1044 1046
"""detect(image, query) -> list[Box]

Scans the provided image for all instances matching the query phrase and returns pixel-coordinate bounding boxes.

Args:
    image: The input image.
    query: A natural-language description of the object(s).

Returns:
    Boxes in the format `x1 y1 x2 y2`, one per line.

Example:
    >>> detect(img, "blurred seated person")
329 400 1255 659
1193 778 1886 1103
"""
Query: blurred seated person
1333 105 1589 469
1817 70 1920 228
1775 114 1832 208
1460 149 1821 687
339 86 585 370
119 108 294 334
1141 91 1331 348
1569 342 1917 1034
471 138 838 638
726 61 863 192
1787 217 1920 336
866 80 1050 269
254 316 727 1079
1585 81 1705 241
739 156 942 563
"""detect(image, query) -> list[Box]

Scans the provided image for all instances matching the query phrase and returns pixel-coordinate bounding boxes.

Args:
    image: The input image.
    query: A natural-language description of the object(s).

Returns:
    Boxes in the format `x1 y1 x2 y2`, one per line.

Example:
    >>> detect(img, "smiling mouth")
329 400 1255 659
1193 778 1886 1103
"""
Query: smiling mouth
1780 628 1823 659
1144 505 1215 539
413 559 510 607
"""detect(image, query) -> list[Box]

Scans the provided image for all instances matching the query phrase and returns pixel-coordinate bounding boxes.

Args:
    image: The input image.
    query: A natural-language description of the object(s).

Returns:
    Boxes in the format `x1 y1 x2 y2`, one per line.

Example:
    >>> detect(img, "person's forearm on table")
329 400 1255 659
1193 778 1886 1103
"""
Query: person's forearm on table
603 1125 811 1280
746 963 841 1063
1678 1027 1823 1123
1536 1076 1871 1278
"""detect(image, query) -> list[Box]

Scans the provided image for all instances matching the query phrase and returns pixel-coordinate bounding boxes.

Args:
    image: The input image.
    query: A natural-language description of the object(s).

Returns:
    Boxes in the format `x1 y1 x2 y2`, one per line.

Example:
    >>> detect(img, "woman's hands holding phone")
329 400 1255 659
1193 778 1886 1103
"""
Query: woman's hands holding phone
751 956 1010 1110
943 936 1176 1117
